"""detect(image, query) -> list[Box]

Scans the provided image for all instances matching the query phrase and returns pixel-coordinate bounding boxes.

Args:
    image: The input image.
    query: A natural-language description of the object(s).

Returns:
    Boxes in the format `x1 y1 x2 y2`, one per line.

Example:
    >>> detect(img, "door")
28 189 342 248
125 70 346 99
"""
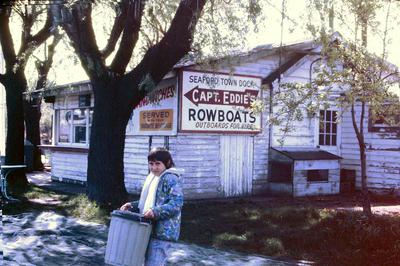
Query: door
220 135 253 197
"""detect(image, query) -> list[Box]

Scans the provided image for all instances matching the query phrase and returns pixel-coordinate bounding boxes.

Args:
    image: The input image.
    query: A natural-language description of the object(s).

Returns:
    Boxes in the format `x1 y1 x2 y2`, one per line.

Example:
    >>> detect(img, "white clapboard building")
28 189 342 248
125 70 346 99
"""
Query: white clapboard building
39 35 400 199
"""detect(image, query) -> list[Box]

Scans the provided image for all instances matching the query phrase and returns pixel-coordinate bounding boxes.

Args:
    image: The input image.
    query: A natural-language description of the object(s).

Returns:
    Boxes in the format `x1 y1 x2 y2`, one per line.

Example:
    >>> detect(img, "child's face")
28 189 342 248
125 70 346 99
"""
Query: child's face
148 160 167 176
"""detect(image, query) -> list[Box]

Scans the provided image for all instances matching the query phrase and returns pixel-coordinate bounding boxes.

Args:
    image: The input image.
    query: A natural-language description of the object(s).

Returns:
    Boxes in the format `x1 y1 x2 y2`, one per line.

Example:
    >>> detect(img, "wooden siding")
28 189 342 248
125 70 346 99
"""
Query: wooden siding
293 167 340 197
253 84 271 192
51 151 88 182
123 135 151 193
220 135 253 196
174 134 222 199
252 112 270 194
294 160 339 170
271 55 317 148
340 104 400 192
123 134 223 199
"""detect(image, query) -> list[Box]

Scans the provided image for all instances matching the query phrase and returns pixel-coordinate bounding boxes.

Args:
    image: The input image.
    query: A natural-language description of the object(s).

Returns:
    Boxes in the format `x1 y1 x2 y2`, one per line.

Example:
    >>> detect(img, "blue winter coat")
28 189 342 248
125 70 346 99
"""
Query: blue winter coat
132 168 184 241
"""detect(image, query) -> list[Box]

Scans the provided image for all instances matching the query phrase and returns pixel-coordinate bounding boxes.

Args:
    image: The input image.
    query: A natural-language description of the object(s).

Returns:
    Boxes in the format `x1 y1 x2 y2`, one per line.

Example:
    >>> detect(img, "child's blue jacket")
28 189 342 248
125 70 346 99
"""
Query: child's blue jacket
132 168 184 241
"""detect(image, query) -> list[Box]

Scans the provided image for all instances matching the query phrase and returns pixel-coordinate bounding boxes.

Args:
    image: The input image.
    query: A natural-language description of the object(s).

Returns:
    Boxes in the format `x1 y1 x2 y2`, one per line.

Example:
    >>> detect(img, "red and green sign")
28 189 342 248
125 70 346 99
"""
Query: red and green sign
180 71 262 133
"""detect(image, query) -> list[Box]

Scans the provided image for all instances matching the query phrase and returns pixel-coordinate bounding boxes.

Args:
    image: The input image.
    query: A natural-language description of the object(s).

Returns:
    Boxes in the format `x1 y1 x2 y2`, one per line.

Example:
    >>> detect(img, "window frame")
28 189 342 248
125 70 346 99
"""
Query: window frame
368 106 400 134
307 169 329 182
55 107 92 147
317 109 339 147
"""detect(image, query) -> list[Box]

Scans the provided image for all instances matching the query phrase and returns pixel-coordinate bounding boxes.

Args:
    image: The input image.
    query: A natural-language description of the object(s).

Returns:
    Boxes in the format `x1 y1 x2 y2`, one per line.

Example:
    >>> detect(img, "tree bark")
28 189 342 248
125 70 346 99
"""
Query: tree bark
4 72 29 191
359 143 372 216
351 102 372 217
86 77 131 206
24 97 44 171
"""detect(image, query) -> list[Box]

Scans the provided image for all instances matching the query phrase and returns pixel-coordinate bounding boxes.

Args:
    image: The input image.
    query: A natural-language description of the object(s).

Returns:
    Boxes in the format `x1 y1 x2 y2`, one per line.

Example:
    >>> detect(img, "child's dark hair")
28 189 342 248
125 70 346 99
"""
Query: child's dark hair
148 147 175 169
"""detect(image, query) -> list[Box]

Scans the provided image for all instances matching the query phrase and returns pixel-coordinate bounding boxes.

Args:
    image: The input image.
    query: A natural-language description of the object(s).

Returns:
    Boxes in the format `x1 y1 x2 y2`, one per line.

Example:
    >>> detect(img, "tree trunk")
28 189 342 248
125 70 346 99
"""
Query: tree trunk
359 144 372 217
351 102 372 217
86 78 130 207
24 97 44 171
4 72 28 192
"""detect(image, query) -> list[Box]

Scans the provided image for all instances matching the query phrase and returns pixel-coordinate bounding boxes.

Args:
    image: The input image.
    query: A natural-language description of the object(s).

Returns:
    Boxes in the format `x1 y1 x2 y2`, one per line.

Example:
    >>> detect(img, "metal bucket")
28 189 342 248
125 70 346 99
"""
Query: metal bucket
105 210 152 266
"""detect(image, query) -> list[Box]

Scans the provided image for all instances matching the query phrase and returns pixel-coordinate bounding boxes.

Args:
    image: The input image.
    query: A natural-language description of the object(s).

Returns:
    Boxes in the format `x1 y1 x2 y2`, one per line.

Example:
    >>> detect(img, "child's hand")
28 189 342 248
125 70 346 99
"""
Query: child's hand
143 209 155 219
120 202 132 211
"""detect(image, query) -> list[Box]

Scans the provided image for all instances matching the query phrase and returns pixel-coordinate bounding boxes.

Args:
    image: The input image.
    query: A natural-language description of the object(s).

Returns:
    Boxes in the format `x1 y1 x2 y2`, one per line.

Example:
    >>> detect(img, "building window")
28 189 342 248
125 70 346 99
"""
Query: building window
307 169 329 182
319 110 337 146
368 107 400 134
56 108 92 145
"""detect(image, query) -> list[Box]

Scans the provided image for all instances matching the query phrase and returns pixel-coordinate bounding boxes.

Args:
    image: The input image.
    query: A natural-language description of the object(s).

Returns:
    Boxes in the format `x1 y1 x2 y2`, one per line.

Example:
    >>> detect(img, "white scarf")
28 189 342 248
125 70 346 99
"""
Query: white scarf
138 173 160 214
137 168 184 214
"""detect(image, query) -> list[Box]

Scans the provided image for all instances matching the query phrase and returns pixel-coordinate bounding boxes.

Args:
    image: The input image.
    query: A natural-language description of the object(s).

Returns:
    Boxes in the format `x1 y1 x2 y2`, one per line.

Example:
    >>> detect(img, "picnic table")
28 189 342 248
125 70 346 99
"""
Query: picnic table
1 164 26 202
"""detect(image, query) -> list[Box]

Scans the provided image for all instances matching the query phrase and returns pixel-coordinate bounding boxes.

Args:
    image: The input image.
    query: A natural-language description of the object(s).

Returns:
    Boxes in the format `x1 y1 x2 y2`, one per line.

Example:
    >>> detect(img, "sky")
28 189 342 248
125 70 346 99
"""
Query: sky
246 1 400 65
11 0 400 91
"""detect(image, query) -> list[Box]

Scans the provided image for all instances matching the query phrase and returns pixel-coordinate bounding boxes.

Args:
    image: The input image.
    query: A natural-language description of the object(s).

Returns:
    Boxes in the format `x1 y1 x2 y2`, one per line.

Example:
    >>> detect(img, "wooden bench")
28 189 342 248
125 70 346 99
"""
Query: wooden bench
1 165 26 202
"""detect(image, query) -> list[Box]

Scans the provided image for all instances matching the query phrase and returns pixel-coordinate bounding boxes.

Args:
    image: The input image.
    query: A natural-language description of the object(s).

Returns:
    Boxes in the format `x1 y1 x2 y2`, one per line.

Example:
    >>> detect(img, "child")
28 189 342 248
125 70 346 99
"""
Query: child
120 147 183 266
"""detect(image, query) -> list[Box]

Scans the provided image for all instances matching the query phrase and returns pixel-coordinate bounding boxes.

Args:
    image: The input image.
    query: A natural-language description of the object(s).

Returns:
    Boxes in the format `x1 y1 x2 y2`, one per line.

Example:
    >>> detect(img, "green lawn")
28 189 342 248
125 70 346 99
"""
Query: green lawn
3 186 400 265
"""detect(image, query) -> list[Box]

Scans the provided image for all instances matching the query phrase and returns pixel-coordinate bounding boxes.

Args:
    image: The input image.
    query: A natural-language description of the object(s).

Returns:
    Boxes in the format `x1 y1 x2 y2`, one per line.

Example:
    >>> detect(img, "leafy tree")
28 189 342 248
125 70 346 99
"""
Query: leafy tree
274 0 400 217
52 0 198 206
315 0 399 217
53 0 261 206
315 40 399 217
0 3 55 191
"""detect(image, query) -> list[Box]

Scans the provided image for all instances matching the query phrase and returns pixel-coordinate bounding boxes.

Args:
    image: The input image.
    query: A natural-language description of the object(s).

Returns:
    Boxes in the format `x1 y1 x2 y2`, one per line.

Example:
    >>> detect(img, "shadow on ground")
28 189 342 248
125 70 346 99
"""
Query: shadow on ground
3 211 302 266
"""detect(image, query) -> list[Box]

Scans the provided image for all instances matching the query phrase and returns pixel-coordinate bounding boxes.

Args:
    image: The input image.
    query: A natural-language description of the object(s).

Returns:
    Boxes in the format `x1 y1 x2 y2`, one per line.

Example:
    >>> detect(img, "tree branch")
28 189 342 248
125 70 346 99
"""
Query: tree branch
19 4 34 55
382 71 400 81
100 0 128 59
16 5 54 70
125 0 207 105
0 73 5 85
0 6 17 73
28 8 53 48
35 31 62 91
110 0 145 74
60 3 106 79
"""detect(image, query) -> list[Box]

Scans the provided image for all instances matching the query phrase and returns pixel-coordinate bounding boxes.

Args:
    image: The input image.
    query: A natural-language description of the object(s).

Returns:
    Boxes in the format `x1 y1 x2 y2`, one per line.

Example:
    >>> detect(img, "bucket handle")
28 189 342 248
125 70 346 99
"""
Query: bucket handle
139 216 152 225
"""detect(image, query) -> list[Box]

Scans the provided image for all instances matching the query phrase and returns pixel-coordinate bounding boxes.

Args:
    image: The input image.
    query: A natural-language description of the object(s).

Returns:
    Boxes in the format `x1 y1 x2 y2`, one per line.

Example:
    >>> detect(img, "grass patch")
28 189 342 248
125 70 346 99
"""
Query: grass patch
181 199 400 265
3 185 111 224
64 194 109 224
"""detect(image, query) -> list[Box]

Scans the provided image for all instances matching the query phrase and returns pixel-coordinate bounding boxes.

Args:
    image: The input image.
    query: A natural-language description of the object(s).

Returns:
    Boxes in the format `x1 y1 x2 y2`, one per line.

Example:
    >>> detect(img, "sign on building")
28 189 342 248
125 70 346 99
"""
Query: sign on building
128 78 178 136
180 70 262 133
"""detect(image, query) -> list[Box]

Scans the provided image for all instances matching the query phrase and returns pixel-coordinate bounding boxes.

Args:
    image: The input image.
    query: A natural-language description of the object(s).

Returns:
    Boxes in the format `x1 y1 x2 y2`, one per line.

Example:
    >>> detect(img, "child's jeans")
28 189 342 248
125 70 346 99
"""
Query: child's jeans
144 238 173 266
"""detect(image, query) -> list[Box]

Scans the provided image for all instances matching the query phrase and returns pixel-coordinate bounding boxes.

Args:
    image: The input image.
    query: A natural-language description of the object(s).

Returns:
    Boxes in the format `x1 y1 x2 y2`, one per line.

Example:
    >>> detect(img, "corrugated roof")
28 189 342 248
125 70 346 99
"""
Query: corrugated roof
272 147 342 160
